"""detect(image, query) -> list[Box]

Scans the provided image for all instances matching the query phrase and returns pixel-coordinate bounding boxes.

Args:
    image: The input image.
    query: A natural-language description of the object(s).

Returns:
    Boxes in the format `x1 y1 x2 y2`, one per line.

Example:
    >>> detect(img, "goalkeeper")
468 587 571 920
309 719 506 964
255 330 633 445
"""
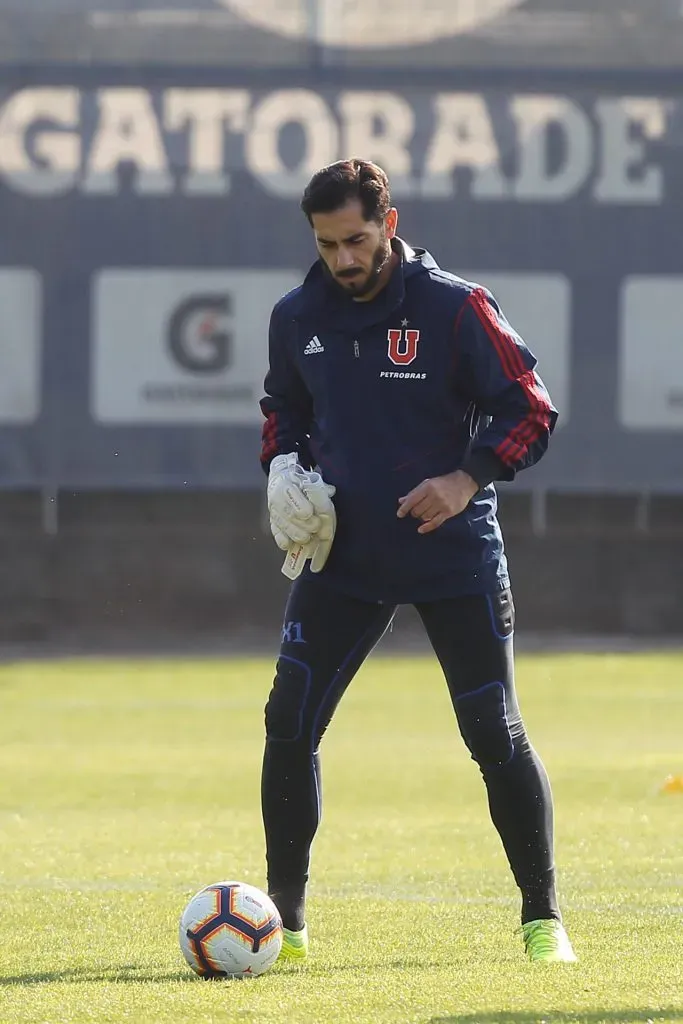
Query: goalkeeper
259 159 576 965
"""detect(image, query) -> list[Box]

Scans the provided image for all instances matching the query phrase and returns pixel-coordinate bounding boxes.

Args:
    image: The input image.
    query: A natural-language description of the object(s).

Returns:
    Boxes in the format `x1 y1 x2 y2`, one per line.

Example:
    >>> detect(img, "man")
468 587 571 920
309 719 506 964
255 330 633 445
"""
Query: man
259 158 576 964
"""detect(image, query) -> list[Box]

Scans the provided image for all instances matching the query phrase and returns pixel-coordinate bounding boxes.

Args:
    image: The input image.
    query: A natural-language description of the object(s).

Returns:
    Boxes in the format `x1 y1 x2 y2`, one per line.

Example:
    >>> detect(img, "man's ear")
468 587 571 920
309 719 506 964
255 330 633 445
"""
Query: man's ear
385 207 398 239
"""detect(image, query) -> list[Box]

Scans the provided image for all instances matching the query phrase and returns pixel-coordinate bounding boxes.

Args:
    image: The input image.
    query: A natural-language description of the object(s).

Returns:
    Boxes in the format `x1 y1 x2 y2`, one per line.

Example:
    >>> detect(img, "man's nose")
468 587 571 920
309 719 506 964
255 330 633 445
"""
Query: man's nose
336 246 355 270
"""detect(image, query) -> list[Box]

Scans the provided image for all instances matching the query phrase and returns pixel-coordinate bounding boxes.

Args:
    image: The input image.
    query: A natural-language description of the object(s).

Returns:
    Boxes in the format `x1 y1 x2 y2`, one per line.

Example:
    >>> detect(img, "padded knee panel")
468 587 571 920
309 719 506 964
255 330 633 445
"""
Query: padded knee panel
455 680 514 768
264 656 311 742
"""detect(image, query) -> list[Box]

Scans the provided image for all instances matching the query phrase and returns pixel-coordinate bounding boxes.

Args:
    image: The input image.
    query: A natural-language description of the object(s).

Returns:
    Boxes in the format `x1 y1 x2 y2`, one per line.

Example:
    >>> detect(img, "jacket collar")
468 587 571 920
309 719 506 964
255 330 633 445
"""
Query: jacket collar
297 237 435 331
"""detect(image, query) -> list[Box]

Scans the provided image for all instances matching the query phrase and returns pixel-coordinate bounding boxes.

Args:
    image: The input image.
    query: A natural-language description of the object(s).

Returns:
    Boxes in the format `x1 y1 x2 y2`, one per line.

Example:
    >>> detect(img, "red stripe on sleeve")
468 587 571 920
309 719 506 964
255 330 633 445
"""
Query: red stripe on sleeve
467 288 526 382
261 412 279 462
496 419 538 464
494 372 553 466
458 288 554 467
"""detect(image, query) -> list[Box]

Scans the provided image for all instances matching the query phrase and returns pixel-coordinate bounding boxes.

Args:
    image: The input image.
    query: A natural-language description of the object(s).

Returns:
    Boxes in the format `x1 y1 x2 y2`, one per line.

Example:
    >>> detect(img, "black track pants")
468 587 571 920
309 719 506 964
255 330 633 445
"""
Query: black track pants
261 577 558 922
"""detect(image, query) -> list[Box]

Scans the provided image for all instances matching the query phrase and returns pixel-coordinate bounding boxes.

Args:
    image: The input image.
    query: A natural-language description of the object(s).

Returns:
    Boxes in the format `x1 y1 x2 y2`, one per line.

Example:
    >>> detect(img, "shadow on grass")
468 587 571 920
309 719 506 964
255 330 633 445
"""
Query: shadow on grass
0 964 197 986
432 1012 683 1023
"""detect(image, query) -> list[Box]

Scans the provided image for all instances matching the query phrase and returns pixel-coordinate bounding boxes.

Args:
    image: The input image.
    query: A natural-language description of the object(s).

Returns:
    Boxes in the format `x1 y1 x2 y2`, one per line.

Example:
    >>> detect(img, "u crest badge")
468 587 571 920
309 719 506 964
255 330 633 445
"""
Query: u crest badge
387 328 420 366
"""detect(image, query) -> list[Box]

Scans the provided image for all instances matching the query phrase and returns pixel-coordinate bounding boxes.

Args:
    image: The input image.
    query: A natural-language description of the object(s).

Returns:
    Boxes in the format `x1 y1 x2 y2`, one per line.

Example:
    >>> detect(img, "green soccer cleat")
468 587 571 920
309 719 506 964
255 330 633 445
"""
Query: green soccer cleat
278 924 309 961
522 919 577 963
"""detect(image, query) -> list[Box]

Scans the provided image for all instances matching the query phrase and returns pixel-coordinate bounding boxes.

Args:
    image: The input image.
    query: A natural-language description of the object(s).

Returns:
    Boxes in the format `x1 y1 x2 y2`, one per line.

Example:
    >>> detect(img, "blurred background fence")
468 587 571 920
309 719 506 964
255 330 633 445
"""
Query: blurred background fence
1 1 682 649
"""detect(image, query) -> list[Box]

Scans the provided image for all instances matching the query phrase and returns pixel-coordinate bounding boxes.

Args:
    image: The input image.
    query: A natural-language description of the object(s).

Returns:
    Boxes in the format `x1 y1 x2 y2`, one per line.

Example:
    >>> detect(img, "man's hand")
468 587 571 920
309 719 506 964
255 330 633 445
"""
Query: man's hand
267 453 321 551
281 471 337 579
397 470 479 534
267 454 337 578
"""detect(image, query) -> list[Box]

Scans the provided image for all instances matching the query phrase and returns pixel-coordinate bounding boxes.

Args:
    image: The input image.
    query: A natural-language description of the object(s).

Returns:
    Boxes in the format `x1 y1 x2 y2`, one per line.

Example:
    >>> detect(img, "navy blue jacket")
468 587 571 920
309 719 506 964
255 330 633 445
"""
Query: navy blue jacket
260 239 557 603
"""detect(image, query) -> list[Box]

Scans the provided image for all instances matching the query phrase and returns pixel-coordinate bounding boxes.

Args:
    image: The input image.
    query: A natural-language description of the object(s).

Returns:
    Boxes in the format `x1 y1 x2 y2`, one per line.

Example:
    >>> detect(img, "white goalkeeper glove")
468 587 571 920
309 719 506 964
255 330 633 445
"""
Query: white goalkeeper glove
266 453 336 579
267 452 321 550
280 470 336 580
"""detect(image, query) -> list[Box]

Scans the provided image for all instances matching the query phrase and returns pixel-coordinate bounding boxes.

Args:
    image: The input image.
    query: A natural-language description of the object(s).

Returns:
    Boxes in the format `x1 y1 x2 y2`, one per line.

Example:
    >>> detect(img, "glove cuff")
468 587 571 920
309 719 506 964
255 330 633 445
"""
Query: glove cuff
269 452 299 478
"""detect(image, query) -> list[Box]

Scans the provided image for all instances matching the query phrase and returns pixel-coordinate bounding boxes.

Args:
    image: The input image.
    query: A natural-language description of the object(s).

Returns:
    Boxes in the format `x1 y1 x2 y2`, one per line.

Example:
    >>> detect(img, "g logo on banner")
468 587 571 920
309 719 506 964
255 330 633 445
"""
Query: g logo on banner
167 294 231 373
387 328 420 366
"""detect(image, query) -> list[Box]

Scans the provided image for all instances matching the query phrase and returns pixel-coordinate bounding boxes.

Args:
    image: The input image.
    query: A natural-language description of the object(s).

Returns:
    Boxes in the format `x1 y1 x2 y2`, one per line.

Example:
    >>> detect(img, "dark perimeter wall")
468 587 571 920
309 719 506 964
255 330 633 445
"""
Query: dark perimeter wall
1 491 681 653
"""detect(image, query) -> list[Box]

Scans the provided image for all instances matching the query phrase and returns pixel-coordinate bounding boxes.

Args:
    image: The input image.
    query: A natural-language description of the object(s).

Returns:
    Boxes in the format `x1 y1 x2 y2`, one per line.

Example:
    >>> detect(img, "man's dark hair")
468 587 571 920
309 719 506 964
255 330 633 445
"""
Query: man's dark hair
300 159 391 225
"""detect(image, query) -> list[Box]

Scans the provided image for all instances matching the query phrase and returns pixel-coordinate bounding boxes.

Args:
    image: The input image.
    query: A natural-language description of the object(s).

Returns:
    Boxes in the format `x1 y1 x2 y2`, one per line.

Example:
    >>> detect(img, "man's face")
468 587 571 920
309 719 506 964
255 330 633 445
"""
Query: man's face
311 200 398 299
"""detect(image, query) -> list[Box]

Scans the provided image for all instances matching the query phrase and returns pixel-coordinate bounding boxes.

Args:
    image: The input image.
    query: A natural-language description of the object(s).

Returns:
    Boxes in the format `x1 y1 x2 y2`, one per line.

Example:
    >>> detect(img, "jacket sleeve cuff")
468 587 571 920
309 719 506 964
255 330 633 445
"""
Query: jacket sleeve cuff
460 448 507 490
260 440 313 475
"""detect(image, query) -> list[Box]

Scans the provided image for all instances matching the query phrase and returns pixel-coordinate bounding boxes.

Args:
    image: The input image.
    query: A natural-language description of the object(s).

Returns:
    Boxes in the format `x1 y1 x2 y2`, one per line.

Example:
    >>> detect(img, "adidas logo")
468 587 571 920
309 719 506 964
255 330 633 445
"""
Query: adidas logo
303 335 324 355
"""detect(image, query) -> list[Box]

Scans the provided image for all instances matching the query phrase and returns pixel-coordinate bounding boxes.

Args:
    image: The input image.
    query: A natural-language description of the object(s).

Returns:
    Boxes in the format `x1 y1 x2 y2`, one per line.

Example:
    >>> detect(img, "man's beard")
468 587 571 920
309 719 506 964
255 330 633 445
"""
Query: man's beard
323 238 392 298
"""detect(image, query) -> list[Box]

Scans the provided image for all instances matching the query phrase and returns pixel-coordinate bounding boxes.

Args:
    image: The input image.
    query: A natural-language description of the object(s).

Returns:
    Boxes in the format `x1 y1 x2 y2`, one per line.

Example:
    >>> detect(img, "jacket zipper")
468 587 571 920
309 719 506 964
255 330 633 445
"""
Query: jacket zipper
353 339 360 358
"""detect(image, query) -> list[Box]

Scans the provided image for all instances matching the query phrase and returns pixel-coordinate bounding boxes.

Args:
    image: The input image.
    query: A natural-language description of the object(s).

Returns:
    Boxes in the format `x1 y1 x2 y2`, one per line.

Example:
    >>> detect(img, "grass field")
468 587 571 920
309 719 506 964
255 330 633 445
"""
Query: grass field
0 650 681 1024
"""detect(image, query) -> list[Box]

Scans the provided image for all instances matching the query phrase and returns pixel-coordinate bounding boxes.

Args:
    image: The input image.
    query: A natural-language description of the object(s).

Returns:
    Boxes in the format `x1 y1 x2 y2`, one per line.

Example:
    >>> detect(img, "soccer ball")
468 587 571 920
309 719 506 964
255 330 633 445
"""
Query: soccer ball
179 880 283 978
